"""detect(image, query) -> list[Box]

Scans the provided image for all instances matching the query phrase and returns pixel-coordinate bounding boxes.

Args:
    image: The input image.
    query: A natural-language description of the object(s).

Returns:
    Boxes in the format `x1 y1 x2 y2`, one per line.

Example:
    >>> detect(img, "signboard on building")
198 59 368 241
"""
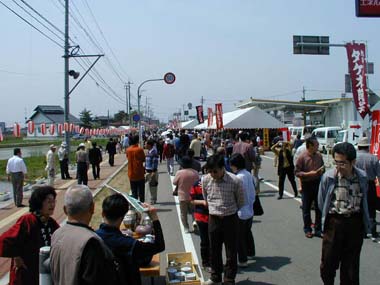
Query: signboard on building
356 0 380 17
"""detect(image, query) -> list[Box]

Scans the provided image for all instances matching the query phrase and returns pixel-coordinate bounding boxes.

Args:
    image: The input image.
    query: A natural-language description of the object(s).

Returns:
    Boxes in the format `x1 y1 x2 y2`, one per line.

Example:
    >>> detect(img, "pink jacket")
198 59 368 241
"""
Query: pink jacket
173 169 199 201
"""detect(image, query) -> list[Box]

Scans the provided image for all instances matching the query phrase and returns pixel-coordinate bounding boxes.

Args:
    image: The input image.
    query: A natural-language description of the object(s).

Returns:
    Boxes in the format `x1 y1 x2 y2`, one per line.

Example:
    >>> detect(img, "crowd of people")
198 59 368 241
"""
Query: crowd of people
1 127 379 285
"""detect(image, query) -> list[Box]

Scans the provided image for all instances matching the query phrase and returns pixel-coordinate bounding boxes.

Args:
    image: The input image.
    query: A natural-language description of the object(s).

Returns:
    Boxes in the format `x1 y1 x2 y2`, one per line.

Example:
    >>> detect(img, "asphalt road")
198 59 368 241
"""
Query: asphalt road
150 152 380 285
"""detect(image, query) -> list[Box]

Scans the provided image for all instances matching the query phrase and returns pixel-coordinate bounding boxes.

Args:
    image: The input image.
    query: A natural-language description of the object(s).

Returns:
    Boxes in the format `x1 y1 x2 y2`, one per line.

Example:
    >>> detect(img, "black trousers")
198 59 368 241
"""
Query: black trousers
301 180 322 233
130 179 145 203
91 163 100 179
237 217 253 263
196 220 210 267
77 162 88 185
320 214 364 285
209 213 238 284
59 159 70 179
278 167 298 197
368 180 377 235
109 153 115 166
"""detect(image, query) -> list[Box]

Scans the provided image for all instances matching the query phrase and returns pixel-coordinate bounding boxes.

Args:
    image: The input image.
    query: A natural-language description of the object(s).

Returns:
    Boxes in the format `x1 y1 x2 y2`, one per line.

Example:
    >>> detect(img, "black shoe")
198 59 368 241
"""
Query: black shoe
67 177 73 179
17 204 27 208
277 196 283 200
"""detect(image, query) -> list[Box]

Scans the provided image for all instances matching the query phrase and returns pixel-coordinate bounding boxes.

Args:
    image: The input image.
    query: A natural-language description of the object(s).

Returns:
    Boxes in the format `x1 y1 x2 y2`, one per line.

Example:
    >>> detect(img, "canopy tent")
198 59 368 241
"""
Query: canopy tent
194 107 285 129
180 119 199 129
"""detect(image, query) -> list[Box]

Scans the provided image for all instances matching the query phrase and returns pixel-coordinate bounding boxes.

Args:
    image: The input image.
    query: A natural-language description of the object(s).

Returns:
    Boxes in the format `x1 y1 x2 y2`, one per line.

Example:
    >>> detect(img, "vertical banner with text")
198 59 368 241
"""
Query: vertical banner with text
346 43 370 119
370 110 380 157
196 105 204 124
207 108 213 127
215 103 224 130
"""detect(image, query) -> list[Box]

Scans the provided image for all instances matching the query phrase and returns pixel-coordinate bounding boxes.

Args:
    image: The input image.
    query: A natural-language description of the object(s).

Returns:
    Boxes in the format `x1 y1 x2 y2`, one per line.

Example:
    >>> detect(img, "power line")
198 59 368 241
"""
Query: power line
82 0 130 81
11 0 64 43
0 0 63 48
20 0 64 37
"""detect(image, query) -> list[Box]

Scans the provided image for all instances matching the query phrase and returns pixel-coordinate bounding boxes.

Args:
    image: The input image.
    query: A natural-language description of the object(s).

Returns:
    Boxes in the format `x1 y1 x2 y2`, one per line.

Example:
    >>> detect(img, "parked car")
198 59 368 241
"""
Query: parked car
312 126 342 154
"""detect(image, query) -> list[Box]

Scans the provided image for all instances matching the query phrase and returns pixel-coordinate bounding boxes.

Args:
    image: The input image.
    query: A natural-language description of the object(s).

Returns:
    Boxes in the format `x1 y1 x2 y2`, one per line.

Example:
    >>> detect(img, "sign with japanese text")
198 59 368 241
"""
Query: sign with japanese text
207 108 213 127
346 43 370 119
356 0 380 17
215 103 224 129
196 105 204 124
370 110 380 157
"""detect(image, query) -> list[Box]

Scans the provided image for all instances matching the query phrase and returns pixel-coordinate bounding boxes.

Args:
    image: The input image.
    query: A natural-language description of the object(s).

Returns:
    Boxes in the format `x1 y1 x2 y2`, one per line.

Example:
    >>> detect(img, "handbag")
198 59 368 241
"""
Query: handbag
253 195 264 216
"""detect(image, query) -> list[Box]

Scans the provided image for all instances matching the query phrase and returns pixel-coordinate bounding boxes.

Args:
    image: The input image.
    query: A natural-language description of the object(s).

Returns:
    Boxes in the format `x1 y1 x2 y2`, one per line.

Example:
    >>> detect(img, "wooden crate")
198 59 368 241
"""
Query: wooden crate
166 252 201 285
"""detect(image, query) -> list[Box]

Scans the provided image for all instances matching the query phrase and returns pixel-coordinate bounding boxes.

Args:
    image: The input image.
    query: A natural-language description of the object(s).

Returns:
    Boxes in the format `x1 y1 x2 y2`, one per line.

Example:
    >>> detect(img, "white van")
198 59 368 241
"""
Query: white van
289 125 320 140
312 127 342 153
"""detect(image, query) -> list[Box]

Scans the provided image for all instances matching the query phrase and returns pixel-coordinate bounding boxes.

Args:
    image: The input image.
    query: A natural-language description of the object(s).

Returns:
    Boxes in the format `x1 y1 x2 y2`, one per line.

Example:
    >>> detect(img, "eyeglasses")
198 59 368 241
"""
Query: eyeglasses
334 160 349 166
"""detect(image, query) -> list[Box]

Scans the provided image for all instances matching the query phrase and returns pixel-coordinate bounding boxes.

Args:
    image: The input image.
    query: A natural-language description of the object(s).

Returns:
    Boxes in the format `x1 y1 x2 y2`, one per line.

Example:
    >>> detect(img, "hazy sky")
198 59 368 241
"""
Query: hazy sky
1 0 379 125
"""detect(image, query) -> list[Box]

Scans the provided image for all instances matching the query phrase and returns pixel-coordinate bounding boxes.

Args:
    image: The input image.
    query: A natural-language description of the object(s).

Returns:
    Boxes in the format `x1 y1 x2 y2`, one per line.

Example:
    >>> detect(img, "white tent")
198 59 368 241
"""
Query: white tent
194 107 285 129
180 119 199 129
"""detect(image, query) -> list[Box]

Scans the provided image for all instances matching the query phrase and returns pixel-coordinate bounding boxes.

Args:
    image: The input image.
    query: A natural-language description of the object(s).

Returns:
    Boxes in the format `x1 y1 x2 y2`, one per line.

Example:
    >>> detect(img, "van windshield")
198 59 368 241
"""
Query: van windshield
336 131 345 143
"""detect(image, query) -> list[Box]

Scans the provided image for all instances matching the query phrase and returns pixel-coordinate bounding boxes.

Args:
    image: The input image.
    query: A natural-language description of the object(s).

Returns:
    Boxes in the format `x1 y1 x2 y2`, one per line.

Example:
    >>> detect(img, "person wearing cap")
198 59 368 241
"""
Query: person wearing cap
58 142 72 180
76 143 89 185
162 134 175 176
354 136 380 239
46 145 57 186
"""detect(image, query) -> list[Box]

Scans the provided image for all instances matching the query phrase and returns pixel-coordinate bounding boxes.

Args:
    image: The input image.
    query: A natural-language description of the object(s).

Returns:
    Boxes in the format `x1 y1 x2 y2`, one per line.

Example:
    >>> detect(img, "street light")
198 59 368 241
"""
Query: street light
137 72 176 146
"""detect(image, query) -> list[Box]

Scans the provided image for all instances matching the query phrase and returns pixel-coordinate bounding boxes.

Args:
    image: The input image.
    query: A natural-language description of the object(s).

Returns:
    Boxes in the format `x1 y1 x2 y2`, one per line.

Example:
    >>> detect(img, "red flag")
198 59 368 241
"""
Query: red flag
370 110 380 157
0 127 3 142
215 103 223 129
196 105 204 124
27 121 35 134
207 108 213 127
346 43 370 119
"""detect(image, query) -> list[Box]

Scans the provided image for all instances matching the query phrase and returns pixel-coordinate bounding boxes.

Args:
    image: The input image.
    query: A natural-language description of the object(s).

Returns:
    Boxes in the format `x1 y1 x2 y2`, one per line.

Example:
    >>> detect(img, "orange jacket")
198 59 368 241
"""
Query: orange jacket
126 145 146 181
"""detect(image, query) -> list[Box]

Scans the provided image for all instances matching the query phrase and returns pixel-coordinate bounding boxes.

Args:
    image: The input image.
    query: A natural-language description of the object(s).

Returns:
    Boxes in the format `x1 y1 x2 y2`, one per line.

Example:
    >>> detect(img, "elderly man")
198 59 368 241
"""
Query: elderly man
6 148 27 207
58 142 72 180
46 144 57 186
202 155 245 285
318 142 371 285
355 137 380 239
50 185 118 285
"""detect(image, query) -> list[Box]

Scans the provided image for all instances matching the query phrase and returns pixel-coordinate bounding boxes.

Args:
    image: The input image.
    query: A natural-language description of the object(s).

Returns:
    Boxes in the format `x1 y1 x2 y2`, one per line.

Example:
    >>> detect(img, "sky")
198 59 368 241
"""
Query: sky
0 0 380 125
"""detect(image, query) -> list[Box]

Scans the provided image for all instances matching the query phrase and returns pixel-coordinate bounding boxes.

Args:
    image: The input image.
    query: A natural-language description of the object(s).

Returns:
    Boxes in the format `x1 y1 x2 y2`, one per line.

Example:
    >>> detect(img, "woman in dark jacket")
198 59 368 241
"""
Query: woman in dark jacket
0 186 59 285
271 141 298 199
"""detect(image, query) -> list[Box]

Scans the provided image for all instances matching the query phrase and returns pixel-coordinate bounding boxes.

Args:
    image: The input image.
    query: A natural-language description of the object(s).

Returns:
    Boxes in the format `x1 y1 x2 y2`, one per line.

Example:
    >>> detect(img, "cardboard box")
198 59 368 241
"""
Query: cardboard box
166 252 201 285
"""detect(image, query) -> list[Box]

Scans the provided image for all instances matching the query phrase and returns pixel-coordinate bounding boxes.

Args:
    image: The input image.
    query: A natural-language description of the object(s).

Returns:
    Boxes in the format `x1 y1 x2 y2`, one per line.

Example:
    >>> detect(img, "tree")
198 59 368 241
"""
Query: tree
113 110 127 122
79 108 93 128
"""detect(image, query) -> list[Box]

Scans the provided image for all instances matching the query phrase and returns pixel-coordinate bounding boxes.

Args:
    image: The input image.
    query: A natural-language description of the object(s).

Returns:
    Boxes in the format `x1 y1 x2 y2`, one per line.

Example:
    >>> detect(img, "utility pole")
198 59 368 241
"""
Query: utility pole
201 96 205 106
124 81 133 125
302 86 306 101
64 0 70 154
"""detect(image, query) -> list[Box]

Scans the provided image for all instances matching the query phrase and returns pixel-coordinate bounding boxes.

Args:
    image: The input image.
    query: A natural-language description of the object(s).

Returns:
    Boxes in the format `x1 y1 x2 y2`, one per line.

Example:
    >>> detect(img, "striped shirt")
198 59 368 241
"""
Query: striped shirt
202 171 245 216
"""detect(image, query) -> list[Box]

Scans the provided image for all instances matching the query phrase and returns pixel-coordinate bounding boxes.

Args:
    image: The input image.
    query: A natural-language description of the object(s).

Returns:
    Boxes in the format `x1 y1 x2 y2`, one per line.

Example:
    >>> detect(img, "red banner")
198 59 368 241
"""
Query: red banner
0 127 3 142
356 0 380 17
207 108 213 127
58 124 63 136
346 43 370 119
196 105 204 124
370 110 380 157
280 128 291 142
215 103 223 129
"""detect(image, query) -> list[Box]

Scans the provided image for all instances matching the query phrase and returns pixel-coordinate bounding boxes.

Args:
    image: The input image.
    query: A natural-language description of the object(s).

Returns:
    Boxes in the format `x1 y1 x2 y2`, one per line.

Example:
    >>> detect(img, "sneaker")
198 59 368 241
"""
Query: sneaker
247 255 255 260
314 231 323 238
203 279 221 285
238 261 248 268
192 221 198 230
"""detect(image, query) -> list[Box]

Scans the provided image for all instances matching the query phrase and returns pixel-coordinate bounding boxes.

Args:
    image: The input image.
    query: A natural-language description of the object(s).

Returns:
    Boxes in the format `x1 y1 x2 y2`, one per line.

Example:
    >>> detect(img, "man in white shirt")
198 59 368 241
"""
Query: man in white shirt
46 144 57 186
6 148 27 207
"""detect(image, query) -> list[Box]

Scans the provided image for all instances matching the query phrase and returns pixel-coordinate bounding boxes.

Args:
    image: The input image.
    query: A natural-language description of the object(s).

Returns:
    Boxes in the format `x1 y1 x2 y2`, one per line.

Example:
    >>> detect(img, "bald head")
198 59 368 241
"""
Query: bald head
64 185 93 217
